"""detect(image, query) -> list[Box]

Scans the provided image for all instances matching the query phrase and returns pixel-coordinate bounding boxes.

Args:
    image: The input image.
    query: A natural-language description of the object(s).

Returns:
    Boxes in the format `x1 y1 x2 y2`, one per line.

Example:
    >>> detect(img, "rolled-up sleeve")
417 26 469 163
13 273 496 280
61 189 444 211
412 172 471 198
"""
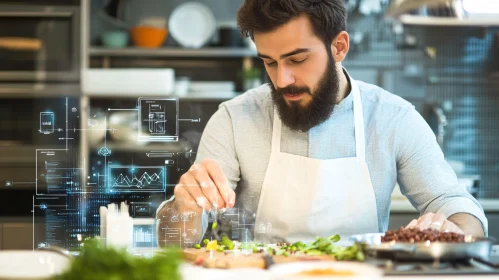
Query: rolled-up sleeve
194 104 240 188
395 108 488 235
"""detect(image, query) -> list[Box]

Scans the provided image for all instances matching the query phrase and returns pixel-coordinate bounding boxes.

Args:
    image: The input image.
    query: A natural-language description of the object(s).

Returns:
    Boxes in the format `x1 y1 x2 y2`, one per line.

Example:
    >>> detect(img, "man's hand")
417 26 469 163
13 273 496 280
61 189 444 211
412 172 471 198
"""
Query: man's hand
173 158 236 213
405 213 464 234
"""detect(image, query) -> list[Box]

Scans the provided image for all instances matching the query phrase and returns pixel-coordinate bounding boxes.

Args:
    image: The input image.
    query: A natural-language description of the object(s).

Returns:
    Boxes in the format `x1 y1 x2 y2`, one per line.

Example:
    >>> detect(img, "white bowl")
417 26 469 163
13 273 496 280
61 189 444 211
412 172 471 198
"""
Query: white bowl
269 261 383 280
0 250 70 279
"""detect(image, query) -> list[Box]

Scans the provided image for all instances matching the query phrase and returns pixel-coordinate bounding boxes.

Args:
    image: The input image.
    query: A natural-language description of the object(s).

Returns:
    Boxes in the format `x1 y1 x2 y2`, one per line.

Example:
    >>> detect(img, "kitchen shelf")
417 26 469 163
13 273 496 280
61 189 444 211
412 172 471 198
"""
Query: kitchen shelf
0 83 81 98
89 142 187 153
89 47 258 58
84 91 240 101
398 15 499 26
390 198 499 212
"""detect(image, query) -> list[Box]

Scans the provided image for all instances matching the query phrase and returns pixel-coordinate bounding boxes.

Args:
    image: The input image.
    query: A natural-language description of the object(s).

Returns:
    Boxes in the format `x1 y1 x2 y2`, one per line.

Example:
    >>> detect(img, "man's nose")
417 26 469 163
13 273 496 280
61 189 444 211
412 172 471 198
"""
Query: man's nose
276 66 295 89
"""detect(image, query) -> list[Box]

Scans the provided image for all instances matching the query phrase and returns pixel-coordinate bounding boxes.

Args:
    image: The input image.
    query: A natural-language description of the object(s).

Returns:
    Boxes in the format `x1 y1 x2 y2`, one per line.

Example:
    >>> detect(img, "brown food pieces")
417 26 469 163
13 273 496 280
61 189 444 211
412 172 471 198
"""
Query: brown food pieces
381 226 465 243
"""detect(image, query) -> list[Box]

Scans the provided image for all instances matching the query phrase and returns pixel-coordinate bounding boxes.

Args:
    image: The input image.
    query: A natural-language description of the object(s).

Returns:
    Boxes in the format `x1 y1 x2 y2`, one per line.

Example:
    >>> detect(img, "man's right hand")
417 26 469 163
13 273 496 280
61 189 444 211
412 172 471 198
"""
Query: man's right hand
172 158 236 213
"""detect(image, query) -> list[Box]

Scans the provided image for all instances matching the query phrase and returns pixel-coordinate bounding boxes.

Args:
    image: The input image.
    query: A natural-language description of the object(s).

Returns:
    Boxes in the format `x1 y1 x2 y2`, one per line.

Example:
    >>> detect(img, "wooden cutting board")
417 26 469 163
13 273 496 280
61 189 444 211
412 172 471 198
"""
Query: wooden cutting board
183 248 336 269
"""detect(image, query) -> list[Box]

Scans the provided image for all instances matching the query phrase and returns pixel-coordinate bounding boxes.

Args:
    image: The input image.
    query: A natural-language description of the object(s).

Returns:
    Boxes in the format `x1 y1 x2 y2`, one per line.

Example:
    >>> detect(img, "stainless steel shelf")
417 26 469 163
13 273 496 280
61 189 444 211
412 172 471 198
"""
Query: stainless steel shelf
89 47 258 58
398 15 499 26
0 83 81 98
89 142 187 152
84 91 240 101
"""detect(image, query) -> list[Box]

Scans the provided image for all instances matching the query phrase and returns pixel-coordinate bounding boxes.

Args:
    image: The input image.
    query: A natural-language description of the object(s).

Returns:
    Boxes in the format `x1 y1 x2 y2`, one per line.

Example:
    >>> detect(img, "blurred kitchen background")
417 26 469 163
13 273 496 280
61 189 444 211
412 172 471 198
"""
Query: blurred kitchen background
0 0 498 250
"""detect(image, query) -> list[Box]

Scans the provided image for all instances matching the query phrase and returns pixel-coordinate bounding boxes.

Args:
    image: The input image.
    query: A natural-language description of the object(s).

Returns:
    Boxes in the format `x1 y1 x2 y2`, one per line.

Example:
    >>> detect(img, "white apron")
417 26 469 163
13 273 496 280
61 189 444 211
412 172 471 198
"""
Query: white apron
254 79 379 243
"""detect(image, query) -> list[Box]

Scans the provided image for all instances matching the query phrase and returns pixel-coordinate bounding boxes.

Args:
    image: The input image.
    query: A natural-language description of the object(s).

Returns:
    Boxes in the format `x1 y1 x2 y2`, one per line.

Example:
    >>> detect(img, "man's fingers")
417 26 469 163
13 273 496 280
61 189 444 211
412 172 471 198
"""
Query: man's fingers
414 213 435 230
405 219 418 229
177 175 211 211
173 183 204 213
189 164 225 209
411 213 465 234
441 220 465 234
201 159 236 208
428 213 447 231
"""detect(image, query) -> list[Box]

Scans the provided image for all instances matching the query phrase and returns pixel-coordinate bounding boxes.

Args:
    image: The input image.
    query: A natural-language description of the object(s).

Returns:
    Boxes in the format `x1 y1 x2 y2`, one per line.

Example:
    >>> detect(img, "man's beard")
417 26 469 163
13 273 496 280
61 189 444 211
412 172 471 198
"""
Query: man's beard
270 56 339 132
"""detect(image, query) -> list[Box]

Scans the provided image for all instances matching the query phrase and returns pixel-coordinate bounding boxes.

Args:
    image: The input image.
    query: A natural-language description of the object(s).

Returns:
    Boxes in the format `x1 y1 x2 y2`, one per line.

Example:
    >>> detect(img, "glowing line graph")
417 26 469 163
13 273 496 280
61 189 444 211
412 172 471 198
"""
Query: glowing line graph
113 171 163 188
108 166 166 192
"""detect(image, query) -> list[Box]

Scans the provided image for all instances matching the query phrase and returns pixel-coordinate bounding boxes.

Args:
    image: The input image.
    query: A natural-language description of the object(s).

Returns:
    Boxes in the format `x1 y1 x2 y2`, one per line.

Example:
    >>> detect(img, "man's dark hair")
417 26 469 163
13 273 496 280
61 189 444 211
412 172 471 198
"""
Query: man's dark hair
237 0 347 54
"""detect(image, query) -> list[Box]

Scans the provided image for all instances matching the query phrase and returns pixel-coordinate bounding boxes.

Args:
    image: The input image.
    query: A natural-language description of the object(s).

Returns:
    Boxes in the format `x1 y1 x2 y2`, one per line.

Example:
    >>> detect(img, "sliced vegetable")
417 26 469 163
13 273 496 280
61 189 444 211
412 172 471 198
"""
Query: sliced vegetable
206 240 218 251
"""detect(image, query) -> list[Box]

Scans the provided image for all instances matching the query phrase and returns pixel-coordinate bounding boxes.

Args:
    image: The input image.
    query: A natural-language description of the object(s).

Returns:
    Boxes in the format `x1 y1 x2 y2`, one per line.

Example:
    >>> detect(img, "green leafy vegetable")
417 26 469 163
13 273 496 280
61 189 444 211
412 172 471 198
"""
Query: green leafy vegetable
269 235 364 261
51 238 182 280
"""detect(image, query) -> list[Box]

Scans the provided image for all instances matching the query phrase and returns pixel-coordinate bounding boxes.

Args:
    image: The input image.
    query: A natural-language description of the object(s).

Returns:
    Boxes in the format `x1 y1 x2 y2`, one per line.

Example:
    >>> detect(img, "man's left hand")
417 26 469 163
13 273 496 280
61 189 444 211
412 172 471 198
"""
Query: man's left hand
405 213 464 234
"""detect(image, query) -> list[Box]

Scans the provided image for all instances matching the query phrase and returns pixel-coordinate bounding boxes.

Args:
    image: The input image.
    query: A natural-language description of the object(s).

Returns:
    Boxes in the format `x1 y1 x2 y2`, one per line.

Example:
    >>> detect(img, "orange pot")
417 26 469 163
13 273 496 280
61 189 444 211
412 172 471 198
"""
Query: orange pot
130 26 167 48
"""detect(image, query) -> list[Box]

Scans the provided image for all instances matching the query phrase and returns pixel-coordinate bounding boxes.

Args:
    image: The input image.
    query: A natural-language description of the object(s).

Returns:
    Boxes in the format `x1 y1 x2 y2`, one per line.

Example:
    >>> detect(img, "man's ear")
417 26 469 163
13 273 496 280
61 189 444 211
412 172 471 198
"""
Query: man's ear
330 31 349 62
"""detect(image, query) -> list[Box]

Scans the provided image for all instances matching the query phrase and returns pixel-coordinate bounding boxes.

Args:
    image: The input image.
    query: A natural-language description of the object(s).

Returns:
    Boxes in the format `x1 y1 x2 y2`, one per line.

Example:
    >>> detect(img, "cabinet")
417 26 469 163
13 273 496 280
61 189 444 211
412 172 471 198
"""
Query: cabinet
0 218 45 250
3 223 33 250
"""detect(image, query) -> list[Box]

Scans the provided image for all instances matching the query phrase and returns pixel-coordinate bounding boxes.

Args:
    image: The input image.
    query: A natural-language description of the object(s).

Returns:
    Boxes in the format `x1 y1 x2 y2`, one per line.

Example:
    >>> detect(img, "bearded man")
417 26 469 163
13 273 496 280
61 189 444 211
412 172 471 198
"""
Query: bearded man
157 0 486 245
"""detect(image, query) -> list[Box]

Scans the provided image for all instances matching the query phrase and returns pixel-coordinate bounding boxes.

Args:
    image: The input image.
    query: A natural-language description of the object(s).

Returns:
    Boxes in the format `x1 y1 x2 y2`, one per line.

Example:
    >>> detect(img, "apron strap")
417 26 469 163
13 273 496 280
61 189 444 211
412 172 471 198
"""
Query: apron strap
272 107 282 153
352 78 366 162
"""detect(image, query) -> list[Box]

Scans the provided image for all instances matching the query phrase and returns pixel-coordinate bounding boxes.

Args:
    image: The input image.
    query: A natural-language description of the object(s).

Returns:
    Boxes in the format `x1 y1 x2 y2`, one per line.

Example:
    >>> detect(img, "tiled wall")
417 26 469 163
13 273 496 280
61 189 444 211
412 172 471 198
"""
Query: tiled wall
343 13 499 198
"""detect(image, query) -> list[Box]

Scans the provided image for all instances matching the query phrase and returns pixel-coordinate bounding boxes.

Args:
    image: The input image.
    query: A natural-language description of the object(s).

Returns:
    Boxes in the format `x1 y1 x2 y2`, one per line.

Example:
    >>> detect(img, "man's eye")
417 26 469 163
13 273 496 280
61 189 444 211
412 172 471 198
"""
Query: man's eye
291 58 307 64
265 61 277 66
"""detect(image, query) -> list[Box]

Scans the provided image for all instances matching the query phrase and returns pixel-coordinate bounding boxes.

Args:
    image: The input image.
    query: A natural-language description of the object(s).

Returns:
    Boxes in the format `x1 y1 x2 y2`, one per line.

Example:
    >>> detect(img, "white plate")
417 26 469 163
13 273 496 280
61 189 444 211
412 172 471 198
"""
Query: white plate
0 250 70 279
168 2 216 49
269 261 383 280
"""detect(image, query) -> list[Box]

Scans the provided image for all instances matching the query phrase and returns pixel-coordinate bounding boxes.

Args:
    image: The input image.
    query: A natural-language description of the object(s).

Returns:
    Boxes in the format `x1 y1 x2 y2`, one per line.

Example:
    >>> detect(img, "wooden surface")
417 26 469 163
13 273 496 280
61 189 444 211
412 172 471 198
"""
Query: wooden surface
183 248 336 269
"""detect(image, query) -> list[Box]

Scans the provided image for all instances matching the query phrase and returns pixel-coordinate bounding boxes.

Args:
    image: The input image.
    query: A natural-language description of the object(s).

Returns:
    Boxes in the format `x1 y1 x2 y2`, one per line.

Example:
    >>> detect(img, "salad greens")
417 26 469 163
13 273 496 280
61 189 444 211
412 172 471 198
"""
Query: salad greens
51 238 182 280
268 235 364 261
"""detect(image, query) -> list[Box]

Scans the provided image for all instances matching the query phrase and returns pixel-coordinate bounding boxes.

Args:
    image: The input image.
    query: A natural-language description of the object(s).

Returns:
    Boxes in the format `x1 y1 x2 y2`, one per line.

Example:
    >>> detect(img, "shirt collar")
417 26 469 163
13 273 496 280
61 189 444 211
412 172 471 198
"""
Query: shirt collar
334 68 355 112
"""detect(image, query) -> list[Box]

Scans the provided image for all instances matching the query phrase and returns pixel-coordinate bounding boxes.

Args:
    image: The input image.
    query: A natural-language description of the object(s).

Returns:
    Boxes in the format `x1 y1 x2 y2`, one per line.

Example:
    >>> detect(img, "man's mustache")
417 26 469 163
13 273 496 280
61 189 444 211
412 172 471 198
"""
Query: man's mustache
275 85 312 96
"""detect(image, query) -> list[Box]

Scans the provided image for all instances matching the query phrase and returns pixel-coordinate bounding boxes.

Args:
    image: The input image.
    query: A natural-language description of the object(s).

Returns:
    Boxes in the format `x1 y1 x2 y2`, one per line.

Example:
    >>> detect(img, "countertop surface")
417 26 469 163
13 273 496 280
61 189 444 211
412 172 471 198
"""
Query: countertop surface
390 199 499 213
180 264 499 280
179 246 499 280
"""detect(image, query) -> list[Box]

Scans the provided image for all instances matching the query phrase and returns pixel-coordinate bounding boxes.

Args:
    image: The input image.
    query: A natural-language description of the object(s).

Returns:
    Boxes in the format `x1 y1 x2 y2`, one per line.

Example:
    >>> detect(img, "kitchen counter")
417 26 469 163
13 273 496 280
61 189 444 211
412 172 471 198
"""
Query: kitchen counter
180 265 499 280
390 199 499 213
180 246 499 280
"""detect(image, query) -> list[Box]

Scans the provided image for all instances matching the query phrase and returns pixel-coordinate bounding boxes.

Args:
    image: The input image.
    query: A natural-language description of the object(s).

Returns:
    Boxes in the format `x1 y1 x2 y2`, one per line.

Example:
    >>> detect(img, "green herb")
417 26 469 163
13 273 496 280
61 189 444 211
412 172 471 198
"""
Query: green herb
51 238 182 280
268 235 364 261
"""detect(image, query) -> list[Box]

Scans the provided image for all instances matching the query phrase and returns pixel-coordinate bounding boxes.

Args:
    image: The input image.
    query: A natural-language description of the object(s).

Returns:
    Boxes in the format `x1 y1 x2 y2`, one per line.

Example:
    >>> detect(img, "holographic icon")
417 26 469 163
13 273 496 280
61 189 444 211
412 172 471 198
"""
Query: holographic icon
98 147 112 156
40 112 55 134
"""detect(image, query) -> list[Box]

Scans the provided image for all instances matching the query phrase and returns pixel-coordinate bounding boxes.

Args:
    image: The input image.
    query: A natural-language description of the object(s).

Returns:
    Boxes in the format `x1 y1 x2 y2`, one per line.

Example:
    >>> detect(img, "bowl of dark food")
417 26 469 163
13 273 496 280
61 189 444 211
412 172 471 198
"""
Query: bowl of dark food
350 227 495 261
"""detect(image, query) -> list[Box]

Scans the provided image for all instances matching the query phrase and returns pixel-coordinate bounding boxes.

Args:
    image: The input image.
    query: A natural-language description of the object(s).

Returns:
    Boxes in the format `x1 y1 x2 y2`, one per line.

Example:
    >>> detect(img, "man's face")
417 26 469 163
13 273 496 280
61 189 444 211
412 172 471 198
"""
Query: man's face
254 15 340 132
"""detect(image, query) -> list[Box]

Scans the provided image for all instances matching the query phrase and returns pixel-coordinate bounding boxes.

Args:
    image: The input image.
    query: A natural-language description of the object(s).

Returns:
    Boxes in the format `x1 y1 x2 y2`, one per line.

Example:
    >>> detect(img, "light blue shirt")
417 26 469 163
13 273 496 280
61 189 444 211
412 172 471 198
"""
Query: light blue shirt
167 75 488 236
